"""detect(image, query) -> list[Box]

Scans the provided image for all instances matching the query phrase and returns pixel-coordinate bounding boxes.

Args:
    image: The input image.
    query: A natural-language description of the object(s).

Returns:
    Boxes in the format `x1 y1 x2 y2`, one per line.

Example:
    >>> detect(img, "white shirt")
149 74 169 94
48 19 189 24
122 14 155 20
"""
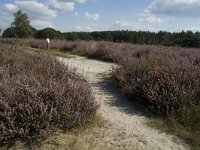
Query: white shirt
46 38 50 44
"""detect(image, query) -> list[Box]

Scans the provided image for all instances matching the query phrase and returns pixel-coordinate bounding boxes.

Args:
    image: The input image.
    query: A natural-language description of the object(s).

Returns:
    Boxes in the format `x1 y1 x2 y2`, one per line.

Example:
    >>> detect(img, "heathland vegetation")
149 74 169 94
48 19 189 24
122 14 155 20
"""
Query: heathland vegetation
2 38 200 148
0 45 98 144
1 10 200 149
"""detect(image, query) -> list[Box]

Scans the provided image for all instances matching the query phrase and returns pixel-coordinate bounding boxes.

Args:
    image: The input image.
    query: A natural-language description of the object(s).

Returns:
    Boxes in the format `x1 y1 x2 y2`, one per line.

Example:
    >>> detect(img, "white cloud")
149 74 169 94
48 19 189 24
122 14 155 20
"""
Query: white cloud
31 19 54 29
74 11 79 16
145 0 200 18
11 0 57 29
46 0 75 12
75 24 105 31
183 26 200 31
110 0 200 32
75 0 87 3
2 0 57 30
75 25 98 31
15 0 57 19
85 12 100 21
114 20 134 28
4 4 18 13
74 19 163 32
113 19 164 32
0 0 86 28
138 15 163 24
112 2 200 32
0 10 13 30
57 0 87 3
1 0 88 30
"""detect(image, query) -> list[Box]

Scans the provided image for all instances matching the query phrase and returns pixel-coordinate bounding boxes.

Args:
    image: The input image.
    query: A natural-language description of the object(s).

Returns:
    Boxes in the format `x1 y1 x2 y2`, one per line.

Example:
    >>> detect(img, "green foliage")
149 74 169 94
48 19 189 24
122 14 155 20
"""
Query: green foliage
62 30 200 48
64 32 80 41
2 27 16 38
12 10 35 38
30 26 38 38
36 28 64 39
2 10 36 38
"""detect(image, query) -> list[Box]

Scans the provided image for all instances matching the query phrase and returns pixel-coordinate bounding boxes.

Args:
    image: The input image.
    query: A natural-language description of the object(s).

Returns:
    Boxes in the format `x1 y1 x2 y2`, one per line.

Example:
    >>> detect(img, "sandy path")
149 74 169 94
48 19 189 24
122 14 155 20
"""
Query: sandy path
58 56 189 150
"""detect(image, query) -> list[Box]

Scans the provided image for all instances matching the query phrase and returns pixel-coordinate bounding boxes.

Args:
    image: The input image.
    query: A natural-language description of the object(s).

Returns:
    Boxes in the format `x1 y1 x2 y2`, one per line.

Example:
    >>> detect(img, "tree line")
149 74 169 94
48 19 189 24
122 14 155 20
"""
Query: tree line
2 10 200 48
63 30 200 48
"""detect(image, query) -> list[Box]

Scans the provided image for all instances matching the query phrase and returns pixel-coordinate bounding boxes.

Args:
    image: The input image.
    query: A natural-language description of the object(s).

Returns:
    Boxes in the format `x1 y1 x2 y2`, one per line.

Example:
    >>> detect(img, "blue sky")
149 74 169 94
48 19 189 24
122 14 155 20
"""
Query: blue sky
0 0 200 32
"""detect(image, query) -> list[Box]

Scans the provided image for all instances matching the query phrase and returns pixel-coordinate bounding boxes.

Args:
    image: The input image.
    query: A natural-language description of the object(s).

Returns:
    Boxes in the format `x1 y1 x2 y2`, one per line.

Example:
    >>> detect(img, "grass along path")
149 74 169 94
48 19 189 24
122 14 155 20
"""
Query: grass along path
57 55 189 150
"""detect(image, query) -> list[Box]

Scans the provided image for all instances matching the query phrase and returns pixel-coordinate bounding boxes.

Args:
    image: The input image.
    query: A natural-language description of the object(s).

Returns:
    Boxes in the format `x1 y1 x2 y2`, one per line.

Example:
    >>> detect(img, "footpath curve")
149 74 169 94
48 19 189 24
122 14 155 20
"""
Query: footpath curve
58 56 189 150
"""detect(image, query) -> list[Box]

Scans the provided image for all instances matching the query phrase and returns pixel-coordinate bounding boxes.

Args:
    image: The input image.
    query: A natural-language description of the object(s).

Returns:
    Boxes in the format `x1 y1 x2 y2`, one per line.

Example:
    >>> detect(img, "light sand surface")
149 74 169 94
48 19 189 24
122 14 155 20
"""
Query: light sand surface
58 56 189 150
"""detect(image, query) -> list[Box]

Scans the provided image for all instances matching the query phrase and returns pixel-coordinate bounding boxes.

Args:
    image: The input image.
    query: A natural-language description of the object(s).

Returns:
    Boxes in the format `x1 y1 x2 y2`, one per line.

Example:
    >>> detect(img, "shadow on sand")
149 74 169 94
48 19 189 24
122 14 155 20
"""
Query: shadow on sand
91 75 145 117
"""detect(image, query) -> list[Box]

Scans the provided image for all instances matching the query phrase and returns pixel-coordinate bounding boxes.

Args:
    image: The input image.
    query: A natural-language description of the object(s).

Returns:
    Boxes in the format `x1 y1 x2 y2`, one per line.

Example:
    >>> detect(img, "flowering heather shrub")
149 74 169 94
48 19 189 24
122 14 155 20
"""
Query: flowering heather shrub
1 38 200 146
1 38 199 60
0 39 131 61
113 50 200 148
0 47 97 143
113 50 200 128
